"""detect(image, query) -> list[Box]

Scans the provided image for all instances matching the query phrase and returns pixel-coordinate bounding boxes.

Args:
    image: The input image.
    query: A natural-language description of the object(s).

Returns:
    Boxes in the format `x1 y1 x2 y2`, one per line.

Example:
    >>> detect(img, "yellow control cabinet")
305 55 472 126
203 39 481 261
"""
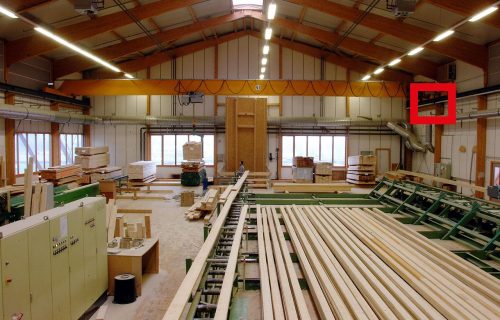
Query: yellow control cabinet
28 221 53 320
0 197 107 320
1 231 31 320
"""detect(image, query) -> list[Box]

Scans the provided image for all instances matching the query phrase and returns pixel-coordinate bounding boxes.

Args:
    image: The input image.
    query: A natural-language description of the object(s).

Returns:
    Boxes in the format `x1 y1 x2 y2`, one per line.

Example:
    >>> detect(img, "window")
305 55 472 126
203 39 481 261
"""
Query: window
281 135 346 167
60 134 84 165
232 0 263 9
15 133 51 174
151 134 215 166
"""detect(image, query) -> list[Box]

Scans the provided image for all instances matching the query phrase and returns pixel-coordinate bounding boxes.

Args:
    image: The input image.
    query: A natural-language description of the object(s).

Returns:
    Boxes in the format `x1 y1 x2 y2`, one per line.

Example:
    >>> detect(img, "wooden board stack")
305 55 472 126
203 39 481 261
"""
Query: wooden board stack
127 161 156 181
258 205 500 320
347 155 377 185
247 172 271 189
75 146 110 169
184 189 220 220
40 164 82 186
181 161 205 173
82 166 123 184
315 162 333 184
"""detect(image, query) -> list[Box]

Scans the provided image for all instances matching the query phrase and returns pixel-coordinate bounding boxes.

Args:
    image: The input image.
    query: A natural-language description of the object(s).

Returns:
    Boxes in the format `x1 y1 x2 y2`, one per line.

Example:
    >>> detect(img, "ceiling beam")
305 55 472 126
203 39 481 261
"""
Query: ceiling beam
2 0 53 12
92 30 411 83
5 0 206 66
247 31 412 82
53 12 250 78
92 31 251 76
56 79 406 97
286 0 489 69
260 15 438 78
425 0 500 29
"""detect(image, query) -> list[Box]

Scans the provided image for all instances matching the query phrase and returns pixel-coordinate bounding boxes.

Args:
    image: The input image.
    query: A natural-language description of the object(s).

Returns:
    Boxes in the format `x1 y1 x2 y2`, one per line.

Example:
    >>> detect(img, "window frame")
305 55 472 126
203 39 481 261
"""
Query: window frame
150 134 216 167
60 133 84 166
281 135 347 168
15 132 52 175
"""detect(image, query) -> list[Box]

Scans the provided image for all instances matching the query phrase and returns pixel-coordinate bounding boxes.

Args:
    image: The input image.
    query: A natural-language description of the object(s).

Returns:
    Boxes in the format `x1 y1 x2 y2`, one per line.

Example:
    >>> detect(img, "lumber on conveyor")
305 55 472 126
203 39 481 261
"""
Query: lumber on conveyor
163 172 249 320
260 205 500 320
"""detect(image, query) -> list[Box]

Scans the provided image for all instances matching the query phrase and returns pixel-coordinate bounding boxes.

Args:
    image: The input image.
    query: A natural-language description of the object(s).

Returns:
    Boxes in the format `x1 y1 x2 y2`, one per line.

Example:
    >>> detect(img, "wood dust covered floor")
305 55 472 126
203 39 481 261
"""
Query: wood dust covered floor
90 185 205 320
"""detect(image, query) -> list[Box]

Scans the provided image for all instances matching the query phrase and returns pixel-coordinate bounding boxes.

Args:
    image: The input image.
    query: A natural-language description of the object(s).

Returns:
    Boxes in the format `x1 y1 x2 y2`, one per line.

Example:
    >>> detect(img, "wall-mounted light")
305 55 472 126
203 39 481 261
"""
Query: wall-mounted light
261 57 268 65
263 45 270 55
408 47 424 56
264 27 272 40
267 3 277 20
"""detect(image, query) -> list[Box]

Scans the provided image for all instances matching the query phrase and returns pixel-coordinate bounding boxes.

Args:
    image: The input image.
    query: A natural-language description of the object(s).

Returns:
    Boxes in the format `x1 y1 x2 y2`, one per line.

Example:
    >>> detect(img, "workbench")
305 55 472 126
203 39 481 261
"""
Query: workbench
107 236 159 296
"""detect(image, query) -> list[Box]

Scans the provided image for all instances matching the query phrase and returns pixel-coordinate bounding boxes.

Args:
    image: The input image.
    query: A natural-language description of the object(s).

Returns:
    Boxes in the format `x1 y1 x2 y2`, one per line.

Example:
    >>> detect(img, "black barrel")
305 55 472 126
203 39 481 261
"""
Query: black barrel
113 274 137 304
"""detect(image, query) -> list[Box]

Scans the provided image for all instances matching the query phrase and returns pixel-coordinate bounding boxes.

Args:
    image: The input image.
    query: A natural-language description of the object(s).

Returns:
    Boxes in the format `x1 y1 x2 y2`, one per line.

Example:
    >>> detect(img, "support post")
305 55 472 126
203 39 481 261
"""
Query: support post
83 107 91 147
5 93 15 185
50 103 61 166
434 103 444 165
475 95 487 198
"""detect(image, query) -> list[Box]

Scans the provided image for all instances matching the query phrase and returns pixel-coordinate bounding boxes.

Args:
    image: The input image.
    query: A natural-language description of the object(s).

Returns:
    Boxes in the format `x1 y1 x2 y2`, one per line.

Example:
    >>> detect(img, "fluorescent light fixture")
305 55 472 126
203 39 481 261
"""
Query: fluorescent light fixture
0 5 17 18
264 27 272 40
263 45 270 55
124 73 134 79
261 67 266 73
259 74 265 79
261 57 268 65
408 47 424 56
362 74 371 81
34 27 121 73
374 67 384 75
433 30 454 42
469 6 498 22
388 58 401 66
267 3 277 20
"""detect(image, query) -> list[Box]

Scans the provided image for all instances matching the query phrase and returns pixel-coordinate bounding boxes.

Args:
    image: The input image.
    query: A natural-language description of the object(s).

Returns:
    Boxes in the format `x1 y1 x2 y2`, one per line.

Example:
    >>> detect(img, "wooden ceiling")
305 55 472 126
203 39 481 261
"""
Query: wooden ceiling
1 0 499 81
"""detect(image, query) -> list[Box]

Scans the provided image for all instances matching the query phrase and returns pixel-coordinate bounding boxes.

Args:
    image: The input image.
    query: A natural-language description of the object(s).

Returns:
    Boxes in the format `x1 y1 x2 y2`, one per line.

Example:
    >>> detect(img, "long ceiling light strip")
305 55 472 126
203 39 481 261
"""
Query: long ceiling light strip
261 2 276 80
0 5 133 79
362 2 499 80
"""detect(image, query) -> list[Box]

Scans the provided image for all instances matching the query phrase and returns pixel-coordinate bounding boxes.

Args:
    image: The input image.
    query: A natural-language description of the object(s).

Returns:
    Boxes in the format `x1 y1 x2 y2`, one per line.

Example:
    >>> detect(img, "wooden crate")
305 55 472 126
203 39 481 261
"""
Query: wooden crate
183 142 202 161
293 157 314 168
180 191 195 207
225 97 268 172
347 155 377 166
315 175 332 184
315 162 332 175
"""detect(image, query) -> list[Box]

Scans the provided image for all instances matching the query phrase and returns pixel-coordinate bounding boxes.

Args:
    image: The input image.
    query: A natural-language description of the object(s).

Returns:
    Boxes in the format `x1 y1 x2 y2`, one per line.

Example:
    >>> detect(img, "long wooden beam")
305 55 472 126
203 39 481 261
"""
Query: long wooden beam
4 93 16 185
6 0 206 66
476 95 487 198
265 15 438 79
56 79 407 97
425 0 500 29
53 12 250 78
163 171 249 320
287 0 488 69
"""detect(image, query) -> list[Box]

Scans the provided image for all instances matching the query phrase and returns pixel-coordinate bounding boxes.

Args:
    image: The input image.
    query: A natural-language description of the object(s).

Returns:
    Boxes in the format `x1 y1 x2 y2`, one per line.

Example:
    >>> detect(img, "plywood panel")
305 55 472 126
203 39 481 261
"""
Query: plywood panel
225 97 267 172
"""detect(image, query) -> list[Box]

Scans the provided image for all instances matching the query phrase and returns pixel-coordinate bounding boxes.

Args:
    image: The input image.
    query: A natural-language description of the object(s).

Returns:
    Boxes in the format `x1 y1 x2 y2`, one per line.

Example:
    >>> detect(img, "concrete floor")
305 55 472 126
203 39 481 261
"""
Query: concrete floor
89 184 374 319
90 185 206 320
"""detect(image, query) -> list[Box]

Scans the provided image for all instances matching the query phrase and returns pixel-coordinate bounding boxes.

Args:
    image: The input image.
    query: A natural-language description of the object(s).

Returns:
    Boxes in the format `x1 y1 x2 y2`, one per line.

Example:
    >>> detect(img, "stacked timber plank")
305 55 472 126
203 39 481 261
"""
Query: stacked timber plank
81 166 123 184
315 162 333 184
347 155 376 185
292 157 314 183
181 161 205 173
75 146 110 169
184 189 219 220
127 161 156 181
40 164 82 186
259 205 500 319
247 172 271 189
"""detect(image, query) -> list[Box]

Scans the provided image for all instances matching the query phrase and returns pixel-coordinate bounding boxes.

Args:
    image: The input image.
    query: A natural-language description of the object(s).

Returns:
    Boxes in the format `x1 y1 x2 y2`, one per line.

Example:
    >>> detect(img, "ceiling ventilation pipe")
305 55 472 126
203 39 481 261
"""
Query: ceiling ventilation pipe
386 122 434 152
